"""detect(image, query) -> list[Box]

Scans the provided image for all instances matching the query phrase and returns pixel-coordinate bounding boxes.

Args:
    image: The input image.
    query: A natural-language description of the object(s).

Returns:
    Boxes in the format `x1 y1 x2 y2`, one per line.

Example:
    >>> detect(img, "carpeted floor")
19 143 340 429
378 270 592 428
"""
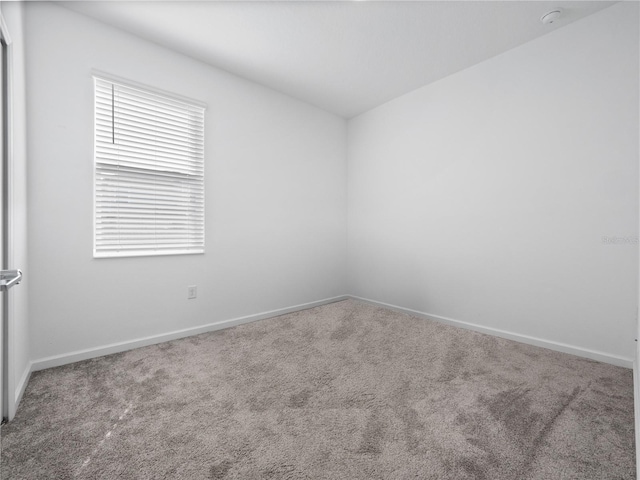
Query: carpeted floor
0 299 635 479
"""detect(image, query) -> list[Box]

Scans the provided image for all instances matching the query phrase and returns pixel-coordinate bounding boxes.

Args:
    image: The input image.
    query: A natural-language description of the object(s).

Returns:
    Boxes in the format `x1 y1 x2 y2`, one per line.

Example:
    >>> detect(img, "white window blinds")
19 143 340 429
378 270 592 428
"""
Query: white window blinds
94 76 205 258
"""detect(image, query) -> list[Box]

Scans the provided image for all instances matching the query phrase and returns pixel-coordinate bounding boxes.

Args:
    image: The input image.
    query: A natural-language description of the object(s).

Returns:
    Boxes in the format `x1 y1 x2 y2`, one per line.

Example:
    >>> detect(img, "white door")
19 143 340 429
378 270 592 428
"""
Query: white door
0 25 19 424
0 31 5 424
0 11 22 425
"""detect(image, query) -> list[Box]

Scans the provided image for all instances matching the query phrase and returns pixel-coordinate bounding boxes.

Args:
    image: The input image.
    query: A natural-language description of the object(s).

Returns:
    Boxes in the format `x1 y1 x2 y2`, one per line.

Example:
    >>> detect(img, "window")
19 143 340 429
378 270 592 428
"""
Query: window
93 75 205 258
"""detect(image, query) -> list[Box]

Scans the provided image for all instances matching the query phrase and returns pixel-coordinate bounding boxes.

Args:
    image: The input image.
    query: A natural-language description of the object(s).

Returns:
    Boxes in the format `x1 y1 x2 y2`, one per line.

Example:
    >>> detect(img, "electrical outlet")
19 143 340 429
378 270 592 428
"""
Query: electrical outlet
187 285 197 299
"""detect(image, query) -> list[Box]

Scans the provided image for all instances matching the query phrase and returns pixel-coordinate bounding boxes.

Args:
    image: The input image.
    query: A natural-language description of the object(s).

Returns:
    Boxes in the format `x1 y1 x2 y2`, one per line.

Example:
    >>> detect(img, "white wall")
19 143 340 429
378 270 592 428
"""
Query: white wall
25 3 347 363
348 2 639 363
21 1 639 372
1 1 29 418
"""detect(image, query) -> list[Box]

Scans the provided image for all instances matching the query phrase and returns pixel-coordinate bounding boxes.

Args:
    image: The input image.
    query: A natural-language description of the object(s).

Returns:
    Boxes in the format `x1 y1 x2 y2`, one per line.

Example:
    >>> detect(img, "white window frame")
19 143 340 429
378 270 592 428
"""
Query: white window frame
92 71 206 258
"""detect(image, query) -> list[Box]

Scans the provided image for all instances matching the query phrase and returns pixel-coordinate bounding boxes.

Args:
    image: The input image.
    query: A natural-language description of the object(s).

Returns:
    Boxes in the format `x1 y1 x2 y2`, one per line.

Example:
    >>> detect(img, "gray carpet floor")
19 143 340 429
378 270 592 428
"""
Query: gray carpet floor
0 299 635 479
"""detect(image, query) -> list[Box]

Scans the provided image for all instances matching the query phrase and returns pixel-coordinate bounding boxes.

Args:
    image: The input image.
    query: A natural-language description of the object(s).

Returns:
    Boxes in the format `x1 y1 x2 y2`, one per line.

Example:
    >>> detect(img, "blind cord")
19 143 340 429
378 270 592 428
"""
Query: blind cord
111 84 115 144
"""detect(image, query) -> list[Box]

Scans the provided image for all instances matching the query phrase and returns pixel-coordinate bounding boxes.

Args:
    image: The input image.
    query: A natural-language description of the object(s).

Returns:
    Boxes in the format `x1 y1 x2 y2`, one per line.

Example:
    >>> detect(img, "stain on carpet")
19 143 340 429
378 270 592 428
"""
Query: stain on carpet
330 310 359 341
356 412 385 455
438 337 468 382
209 460 233 479
288 389 313 408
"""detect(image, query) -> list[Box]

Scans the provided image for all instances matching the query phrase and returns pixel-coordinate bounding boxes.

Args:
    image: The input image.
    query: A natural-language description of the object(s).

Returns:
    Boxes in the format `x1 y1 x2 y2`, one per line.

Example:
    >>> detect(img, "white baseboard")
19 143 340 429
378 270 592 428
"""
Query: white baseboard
31 295 349 372
14 362 31 409
25 293 633 385
634 359 640 479
350 295 633 368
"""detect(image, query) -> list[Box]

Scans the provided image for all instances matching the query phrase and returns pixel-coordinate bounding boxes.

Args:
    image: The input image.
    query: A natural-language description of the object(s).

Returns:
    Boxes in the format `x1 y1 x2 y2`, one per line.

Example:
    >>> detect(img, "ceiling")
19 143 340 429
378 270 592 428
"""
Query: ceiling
59 1 616 118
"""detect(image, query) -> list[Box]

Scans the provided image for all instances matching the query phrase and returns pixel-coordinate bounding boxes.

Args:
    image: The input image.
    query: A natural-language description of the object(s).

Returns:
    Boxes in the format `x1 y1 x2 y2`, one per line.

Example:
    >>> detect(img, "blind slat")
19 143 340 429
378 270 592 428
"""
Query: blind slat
96 115 204 143
96 189 204 201
97 243 205 250
96 165 203 183
96 178 203 195
95 94 202 123
96 132 203 156
96 145 204 168
96 79 204 114
96 108 203 138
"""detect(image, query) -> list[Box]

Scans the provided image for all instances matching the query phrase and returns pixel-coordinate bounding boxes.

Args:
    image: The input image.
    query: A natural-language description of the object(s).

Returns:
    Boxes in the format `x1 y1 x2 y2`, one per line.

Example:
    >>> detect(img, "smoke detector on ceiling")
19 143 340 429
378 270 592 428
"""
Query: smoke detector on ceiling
540 9 563 25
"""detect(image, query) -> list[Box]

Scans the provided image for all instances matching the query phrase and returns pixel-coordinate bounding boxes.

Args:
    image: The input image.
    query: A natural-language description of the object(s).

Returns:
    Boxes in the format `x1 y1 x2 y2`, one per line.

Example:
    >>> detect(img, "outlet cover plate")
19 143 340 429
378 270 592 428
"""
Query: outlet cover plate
187 285 197 299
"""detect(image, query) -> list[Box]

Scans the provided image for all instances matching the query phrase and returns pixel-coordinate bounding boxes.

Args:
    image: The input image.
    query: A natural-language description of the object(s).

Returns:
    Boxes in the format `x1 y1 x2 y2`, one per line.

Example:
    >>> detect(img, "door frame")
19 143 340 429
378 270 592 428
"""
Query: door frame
0 9 15 422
